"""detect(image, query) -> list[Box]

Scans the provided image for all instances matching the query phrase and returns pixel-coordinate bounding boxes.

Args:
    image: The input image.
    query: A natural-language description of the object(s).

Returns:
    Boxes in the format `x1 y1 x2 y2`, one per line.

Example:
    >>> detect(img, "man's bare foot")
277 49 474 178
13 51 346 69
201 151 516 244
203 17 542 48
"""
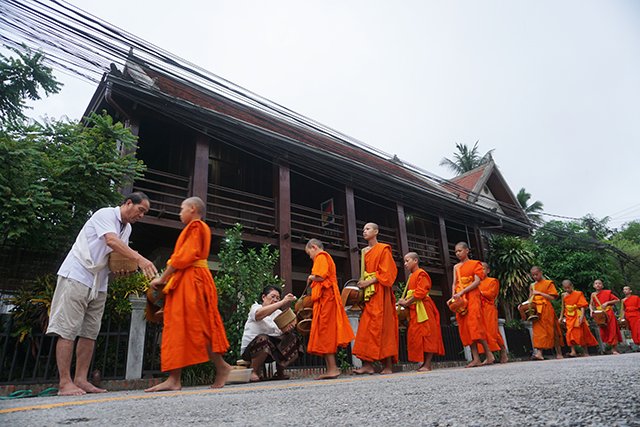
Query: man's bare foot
75 380 106 394
500 353 509 363
465 360 481 368
379 368 393 375
212 362 232 388
555 354 564 359
145 378 181 393
58 383 86 396
249 373 261 382
417 365 431 372
482 353 496 366
612 350 620 355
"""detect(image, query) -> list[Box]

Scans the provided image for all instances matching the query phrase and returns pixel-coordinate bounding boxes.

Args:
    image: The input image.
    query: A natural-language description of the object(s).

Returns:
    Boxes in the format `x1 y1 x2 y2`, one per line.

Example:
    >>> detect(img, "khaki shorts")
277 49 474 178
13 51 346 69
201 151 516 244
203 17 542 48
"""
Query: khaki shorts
46 276 107 341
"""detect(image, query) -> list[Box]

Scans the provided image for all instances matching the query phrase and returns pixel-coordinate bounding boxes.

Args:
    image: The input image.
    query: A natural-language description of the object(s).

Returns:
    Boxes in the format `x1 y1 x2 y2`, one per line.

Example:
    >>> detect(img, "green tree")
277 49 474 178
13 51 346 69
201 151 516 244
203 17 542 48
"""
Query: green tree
215 224 284 363
487 234 537 321
533 220 624 295
0 46 145 253
609 221 640 286
0 45 61 125
439 141 494 175
517 188 544 226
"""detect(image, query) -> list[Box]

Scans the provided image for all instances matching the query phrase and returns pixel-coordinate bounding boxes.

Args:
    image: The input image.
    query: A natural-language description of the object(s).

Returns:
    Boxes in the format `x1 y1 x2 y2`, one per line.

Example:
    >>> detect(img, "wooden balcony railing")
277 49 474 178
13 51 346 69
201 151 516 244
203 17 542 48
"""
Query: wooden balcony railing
406 233 442 269
290 203 345 249
206 183 276 236
132 169 189 221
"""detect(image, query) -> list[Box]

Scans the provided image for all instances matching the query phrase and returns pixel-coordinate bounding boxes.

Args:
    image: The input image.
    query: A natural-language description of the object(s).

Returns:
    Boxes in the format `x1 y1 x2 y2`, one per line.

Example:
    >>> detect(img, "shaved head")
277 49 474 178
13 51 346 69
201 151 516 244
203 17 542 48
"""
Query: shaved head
306 238 324 250
405 252 419 261
184 196 205 215
455 241 469 250
530 266 542 273
366 222 379 231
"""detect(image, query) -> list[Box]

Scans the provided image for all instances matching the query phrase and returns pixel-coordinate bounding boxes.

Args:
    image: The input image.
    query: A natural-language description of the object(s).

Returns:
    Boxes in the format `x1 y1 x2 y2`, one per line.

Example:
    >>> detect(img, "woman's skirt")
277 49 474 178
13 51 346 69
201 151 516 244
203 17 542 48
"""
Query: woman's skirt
241 332 303 367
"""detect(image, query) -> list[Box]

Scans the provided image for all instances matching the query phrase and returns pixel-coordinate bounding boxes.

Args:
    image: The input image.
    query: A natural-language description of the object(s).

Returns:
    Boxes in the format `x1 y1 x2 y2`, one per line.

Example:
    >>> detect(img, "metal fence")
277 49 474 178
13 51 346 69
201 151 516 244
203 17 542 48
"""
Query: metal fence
0 314 130 385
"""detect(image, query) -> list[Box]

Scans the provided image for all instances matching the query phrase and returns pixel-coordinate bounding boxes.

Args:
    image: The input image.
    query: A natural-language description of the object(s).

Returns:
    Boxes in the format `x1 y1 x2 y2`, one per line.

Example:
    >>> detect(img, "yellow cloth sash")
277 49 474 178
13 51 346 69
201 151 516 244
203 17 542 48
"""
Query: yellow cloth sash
360 248 376 302
565 304 577 317
164 259 209 293
406 289 428 323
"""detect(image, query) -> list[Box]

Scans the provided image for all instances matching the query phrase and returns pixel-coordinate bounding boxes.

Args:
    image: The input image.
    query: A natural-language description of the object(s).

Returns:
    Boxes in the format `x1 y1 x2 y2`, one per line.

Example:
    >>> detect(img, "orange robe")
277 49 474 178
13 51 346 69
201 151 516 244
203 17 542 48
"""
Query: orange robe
563 291 598 347
623 295 640 345
531 280 563 349
307 251 355 355
161 220 229 372
406 268 444 362
591 290 622 346
353 243 399 363
479 277 504 352
454 260 486 346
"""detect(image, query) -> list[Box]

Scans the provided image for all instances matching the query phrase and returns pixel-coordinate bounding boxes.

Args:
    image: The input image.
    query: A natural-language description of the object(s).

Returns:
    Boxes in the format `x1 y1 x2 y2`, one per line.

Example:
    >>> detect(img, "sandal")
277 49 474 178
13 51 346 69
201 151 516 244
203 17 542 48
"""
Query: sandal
0 389 34 400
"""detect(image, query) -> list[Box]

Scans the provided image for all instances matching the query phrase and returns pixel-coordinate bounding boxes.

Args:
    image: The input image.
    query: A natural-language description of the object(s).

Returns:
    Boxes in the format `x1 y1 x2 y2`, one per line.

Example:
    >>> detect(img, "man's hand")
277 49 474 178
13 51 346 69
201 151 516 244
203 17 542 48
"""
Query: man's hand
138 257 158 279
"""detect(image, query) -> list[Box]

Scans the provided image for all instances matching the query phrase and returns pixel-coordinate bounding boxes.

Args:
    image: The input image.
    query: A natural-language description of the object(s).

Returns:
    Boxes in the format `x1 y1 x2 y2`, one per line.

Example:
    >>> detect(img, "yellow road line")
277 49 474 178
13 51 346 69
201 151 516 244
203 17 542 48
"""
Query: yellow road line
0 371 429 414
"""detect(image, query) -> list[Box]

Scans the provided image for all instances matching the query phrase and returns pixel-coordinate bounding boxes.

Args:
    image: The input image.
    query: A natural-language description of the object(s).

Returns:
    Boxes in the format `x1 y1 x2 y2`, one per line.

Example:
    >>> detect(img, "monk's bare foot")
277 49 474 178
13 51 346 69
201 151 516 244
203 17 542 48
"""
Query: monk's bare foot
212 362 232 388
417 365 431 372
500 353 509 364
379 368 393 375
612 350 620 355
58 383 86 396
249 373 261 382
75 380 106 394
317 369 341 380
567 352 578 357
353 367 375 375
465 360 481 368
555 354 564 359
145 378 181 393
481 354 495 366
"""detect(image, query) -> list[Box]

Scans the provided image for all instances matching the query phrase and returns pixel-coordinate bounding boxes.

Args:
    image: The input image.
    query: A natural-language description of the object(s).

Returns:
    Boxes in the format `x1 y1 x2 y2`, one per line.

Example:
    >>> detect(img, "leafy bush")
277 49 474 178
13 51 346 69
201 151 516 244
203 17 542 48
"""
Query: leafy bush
216 224 283 364
3 274 55 342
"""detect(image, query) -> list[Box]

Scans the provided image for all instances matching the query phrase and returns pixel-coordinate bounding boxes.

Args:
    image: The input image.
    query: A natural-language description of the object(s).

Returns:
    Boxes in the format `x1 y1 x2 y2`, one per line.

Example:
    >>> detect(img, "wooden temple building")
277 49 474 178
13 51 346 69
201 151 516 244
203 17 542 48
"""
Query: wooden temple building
83 55 531 318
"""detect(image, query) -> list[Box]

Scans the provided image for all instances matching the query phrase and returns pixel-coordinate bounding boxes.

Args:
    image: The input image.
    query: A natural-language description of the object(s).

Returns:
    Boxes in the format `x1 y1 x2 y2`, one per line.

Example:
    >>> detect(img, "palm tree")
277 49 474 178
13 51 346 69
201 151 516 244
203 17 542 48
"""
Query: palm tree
517 188 544 226
439 141 494 175
487 235 536 322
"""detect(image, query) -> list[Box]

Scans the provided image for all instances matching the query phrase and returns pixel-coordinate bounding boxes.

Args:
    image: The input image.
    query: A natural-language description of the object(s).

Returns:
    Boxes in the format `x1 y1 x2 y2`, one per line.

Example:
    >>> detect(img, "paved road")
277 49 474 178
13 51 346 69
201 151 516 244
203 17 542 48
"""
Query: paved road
1 353 638 426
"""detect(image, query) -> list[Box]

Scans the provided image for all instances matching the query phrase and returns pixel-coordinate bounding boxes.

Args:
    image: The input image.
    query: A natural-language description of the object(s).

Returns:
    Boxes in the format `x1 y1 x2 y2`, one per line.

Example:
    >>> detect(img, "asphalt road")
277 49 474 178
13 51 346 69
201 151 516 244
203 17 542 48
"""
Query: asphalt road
1 353 638 426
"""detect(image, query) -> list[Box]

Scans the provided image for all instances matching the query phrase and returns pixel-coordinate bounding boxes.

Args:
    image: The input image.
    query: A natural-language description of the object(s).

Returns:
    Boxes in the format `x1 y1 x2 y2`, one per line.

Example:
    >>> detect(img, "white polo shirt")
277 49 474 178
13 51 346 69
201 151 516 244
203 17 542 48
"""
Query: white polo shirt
240 303 283 354
58 207 131 292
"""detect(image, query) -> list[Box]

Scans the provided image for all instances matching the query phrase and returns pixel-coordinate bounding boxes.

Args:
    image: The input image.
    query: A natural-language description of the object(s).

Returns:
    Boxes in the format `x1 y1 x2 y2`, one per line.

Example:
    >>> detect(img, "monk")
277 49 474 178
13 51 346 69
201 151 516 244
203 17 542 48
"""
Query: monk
397 252 444 371
560 280 598 357
622 286 640 345
590 279 622 354
451 242 493 367
305 239 355 379
352 222 398 375
478 263 508 363
145 197 231 392
529 266 564 360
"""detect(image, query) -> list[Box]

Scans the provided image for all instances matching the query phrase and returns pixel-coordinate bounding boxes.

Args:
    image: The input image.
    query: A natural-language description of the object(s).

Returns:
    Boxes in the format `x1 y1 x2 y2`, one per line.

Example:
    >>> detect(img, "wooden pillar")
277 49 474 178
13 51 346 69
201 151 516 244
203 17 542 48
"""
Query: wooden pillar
344 186 360 280
439 216 453 300
396 203 410 281
277 163 293 294
192 134 209 206
474 225 488 261
121 117 140 196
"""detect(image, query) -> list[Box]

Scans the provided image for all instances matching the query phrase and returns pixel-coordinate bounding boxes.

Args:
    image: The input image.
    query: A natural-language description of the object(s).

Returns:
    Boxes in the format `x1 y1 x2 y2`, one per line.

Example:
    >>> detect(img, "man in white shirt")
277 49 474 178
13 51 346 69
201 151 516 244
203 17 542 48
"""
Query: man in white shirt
47 192 158 396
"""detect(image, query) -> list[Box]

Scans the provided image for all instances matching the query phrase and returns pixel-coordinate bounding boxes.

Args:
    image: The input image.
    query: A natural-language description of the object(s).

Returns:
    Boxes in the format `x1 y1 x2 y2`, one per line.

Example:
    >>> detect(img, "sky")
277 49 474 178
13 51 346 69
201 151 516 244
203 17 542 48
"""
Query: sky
18 0 640 229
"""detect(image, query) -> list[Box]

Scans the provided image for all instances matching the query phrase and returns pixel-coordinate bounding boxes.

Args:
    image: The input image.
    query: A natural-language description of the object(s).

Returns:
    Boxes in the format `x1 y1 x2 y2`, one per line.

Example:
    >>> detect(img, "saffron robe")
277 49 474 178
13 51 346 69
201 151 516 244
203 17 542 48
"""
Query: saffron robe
531 279 563 349
406 268 444 362
352 243 399 363
454 260 487 346
591 289 622 346
479 277 505 353
307 251 355 355
563 291 598 347
623 295 640 345
161 220 229 372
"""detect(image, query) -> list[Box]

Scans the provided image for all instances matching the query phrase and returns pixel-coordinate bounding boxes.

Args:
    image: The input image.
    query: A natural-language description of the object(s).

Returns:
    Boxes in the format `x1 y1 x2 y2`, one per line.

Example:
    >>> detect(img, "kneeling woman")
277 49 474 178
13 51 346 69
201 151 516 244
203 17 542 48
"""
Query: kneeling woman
240 286 302 382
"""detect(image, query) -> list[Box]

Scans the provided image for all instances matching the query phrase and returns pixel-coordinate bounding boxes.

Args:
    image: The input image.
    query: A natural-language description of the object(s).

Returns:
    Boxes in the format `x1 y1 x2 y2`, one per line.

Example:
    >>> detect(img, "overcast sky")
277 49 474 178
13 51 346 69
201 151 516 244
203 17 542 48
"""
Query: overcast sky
22 0 640 229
